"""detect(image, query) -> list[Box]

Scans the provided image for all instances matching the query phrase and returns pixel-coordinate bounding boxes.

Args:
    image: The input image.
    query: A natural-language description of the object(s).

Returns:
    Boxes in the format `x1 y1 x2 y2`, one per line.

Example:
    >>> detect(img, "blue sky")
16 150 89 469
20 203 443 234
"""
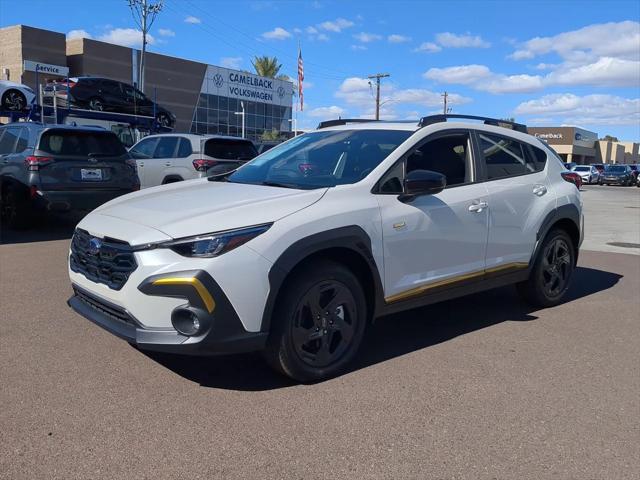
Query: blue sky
2 0 639 139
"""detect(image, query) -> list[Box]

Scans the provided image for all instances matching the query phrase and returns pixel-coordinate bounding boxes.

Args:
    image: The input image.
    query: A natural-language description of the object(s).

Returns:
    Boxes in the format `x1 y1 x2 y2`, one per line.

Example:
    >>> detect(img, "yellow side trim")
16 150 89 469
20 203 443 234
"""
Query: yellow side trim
384 262 529 304
152 277 216 313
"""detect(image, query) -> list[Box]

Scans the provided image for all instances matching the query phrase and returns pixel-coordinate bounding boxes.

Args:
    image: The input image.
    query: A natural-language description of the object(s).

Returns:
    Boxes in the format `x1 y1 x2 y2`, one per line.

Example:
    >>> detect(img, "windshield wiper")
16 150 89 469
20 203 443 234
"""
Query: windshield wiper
259 181 298 189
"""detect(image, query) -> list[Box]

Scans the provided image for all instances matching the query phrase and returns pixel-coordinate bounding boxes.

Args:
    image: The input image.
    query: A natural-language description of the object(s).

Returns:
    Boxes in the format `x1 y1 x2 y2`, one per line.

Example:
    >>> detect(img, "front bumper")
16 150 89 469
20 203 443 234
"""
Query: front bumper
68 278 267 355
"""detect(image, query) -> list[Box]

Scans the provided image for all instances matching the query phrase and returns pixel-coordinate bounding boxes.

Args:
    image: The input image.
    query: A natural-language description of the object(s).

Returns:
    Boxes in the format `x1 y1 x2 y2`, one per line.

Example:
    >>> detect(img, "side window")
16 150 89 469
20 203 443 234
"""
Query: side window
406 133 471 187
101 80 121 94
479 133 533 179
130 137 158 159
16 128 29 152
153 137 178 159
0 128 19 154
176 138 193 158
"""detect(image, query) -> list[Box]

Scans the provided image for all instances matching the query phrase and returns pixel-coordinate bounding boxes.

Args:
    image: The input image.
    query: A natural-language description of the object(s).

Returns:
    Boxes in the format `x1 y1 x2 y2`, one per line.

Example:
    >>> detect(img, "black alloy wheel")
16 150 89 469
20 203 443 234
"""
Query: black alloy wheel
265 260 367 382
2 90 26 111
157 112 171 127
517 229 575 307
88 97 104 111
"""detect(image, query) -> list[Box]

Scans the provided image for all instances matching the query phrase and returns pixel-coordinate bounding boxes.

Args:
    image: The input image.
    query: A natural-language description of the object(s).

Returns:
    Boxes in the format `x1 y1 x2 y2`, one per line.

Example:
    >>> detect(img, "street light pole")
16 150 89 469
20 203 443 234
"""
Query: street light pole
234 101 245 138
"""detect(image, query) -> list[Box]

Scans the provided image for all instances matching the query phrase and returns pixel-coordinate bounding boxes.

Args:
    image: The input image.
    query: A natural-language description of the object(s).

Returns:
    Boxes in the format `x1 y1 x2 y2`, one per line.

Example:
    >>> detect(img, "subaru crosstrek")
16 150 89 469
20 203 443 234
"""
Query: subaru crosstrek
67 115 583 381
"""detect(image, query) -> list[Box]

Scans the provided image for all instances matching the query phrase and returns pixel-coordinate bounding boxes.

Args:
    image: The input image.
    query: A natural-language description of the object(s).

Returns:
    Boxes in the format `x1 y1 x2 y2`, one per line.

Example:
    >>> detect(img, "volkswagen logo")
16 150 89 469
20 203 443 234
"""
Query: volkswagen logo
277 86 285 98
213 73 224 88
88 238 102 255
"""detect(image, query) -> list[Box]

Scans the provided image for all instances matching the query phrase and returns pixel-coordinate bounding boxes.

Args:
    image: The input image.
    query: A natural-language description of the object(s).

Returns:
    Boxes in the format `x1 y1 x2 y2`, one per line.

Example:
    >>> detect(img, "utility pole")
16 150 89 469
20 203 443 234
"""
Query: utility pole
128 0 163 93
368 73 390 120
442 91 448 115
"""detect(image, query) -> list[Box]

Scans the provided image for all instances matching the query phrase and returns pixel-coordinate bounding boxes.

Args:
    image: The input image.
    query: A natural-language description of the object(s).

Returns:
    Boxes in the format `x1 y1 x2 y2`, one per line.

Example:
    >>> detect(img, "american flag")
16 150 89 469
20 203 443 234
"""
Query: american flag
297 47 304 111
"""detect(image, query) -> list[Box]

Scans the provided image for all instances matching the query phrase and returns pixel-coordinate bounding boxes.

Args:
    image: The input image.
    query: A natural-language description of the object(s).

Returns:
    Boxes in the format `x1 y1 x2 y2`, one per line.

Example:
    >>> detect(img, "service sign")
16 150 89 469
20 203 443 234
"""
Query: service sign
23 60 69 77
200 65 292 107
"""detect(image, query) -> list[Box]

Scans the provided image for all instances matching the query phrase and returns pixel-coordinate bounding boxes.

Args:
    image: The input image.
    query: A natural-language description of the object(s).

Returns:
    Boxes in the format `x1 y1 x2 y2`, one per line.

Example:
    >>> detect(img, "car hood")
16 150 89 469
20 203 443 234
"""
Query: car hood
89 179 327 242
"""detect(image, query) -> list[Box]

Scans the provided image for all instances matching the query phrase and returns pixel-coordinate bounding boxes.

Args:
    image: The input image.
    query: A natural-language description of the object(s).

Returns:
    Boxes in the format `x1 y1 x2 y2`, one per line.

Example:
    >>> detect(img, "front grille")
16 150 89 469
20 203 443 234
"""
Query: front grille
70 229 137 290
74 287 137 326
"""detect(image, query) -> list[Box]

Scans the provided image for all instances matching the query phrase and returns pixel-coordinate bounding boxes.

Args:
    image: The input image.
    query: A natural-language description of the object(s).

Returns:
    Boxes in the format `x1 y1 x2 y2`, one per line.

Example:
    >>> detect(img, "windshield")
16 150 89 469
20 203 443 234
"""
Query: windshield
573 166 590 171
227 129 413 189
605 165 625 172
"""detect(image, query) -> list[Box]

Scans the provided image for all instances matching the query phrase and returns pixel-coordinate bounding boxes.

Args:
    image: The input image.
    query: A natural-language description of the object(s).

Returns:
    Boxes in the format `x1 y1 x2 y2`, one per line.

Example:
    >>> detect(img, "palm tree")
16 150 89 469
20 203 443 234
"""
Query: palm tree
252 56 283 78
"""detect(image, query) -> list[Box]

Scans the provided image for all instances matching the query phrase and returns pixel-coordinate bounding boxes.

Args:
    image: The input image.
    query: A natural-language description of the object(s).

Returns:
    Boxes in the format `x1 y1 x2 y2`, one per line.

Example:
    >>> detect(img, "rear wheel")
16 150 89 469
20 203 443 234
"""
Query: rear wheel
1 90 26 111
264 260 367 382
517 229 575 308
157 112 171 128
88 97 104 111
0 184 33 229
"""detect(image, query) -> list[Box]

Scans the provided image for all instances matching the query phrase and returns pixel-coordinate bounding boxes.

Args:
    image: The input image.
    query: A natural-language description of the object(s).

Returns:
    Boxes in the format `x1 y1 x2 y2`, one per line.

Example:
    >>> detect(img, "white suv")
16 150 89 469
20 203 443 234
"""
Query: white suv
68 115 583 381
129 133 257 188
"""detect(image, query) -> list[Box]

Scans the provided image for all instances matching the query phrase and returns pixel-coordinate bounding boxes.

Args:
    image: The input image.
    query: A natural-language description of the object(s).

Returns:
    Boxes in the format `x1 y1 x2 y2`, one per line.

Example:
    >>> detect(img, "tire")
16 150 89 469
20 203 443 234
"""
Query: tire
157 112 171 128
88 97 104 111
264 260 368 382
517 229 576 308
1 90 26 111
0 183 33 229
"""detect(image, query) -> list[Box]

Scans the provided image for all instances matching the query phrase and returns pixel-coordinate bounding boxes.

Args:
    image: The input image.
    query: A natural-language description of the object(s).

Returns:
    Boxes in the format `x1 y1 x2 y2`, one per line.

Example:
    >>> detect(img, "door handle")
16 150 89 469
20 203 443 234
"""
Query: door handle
468 201 488 213
533 184 547 196
164 162 172 167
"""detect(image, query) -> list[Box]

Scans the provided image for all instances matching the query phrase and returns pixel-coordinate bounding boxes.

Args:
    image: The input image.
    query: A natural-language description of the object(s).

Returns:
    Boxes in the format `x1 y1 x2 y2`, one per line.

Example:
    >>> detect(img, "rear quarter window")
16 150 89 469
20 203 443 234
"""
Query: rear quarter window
204 138 257 160
38 130 127 157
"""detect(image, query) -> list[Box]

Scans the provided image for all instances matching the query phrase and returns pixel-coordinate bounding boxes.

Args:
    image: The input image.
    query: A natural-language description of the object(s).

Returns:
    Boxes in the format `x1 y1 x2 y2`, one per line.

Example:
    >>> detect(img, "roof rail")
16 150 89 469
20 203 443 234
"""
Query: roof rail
317 118 379 129
418 114 527 133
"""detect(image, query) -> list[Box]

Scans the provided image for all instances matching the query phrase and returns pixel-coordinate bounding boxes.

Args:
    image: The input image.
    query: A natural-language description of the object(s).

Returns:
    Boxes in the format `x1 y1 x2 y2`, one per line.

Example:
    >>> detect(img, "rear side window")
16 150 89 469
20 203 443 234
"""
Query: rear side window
153 137 178 158
177 137 192 157
38 130 127 157
204 138 257 160
0 128 19 154
16 128 29 152
527 144 547 171
478 133 536 179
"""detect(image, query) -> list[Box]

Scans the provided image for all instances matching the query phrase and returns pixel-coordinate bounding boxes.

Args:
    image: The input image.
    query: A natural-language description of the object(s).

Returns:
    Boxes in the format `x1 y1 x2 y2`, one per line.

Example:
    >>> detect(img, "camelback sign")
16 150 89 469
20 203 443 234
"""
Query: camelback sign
200 65 292 107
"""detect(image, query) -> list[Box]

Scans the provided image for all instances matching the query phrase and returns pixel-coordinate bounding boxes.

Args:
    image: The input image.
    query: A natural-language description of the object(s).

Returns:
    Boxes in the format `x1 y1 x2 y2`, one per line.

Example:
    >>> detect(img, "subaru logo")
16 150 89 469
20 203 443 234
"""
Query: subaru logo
213 73 224 88
88 238 102 255
277 86 285 98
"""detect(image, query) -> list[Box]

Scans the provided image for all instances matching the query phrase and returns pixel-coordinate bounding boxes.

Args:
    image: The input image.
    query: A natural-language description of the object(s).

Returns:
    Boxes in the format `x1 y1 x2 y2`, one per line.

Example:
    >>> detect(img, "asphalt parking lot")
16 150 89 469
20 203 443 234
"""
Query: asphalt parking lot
1 186 639 479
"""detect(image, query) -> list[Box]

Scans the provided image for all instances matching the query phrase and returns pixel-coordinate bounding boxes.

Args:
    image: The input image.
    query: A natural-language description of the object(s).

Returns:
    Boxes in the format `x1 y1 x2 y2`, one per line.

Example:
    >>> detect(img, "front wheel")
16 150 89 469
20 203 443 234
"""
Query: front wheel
264 260 367 382
1 90 26 111
88 97 104 111
517 229 576 308
157 112 172 128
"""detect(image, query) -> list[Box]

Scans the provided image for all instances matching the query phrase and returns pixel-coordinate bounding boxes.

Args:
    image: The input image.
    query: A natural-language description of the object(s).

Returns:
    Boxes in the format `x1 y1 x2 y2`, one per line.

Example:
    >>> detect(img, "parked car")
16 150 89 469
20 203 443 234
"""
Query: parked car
128 134 258 188
67 115 582 382
598 164 635 186
592 163 605 174
628 164 639 181
0 123 139 229
571 165 599 184
43 77 175 128
0 80 36 111
256 140 281 155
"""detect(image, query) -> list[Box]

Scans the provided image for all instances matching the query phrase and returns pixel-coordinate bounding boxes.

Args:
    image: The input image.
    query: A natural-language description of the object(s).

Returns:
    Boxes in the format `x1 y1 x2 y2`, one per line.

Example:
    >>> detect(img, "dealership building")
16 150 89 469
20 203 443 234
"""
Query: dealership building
0 25 293 140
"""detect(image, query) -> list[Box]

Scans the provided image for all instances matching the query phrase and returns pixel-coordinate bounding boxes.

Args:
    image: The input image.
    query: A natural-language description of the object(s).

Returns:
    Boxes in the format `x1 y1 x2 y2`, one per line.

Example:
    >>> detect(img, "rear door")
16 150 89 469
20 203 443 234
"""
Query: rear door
35 129 135 191
475 130 553 270
146 136 179 186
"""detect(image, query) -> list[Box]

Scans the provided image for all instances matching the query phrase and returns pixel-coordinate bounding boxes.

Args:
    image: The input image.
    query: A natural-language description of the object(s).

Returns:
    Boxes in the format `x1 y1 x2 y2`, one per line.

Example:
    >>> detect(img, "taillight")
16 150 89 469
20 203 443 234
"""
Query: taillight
561 171 582 189
25 156 54 171
192 159 217 172
125 158 138 172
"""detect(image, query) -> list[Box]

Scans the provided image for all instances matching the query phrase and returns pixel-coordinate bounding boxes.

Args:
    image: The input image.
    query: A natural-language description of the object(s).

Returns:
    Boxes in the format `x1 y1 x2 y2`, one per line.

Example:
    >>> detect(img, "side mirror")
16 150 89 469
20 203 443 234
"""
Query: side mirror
399 169 446 202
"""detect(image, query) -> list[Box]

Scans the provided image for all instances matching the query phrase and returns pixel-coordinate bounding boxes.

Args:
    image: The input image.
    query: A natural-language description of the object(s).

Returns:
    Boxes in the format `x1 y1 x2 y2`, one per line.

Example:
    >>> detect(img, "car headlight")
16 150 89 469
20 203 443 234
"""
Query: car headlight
162 224 272 258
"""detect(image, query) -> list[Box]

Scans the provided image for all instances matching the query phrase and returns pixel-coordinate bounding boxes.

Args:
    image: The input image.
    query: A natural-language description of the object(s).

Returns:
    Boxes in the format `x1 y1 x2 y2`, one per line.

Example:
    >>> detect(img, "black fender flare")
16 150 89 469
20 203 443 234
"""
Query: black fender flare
260 225 385 332
530 204 581 267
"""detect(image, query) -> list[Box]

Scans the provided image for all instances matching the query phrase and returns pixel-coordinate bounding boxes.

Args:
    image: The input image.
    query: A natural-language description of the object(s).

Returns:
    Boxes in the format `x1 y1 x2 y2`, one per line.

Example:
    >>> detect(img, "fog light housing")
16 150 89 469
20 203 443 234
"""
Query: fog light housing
171 308 205 336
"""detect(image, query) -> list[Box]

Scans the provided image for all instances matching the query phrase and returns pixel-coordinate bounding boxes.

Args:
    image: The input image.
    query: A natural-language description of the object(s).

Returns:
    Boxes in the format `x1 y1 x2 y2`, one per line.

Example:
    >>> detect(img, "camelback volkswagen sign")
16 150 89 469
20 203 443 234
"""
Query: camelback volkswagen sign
201 65 292 108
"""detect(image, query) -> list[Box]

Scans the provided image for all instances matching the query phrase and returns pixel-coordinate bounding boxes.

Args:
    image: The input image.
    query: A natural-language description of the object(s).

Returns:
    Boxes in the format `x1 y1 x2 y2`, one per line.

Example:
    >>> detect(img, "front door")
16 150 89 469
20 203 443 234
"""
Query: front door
376 130 489 302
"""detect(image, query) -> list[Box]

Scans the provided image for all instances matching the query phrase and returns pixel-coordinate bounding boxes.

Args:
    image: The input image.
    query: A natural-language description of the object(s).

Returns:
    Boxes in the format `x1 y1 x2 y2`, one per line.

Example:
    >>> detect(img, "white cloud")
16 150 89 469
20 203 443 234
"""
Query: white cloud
353 32 382 43
316 33 330 41
184 16 201 24
261 27 292 40
545 57 640 88
509 21 640 62
413 42 441 53
220 57 242 70
514 93 640 125
158 28 175 37
67 29 92 40
307 105 346 118
306 26 318 34
388 34 411 43
435 32 490 48
97 28 154 48
478 74 544 94
318 18 354 32
350 44 367 51
424 65 492 84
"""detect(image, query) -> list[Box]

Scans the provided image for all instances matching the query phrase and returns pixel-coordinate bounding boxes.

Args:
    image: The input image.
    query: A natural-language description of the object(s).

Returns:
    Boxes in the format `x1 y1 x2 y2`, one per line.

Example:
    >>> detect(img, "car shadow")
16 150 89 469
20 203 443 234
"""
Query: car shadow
139 266 622 392
0 215 77 245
